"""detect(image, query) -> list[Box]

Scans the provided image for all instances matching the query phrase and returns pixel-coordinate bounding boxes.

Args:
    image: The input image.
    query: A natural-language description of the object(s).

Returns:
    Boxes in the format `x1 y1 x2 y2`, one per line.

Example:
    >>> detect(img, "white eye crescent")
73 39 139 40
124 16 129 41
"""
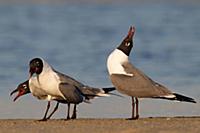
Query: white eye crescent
23 85 27 89
125 42 130 46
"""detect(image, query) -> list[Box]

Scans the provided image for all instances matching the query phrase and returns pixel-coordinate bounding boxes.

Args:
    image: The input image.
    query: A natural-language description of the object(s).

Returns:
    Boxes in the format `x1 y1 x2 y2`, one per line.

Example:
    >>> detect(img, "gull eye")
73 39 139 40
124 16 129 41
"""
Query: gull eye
36 61 40 66
125 42 130 47
23 85 27 89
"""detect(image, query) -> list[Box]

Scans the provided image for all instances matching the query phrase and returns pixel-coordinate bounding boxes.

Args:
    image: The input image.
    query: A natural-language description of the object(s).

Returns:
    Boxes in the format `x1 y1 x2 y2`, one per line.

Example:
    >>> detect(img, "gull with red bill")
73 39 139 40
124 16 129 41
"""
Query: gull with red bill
10 80 77 120
107 26 196 119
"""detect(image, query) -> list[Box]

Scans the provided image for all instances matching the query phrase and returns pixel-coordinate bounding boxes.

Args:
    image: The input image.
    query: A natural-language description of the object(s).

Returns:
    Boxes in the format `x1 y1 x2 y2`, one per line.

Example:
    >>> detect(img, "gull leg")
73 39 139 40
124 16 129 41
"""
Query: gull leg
47 102 59 119
66 103 70 120
39 101 51 121
135 98 139 119
131 96 135 119
127 96 135 120
71 104 77 119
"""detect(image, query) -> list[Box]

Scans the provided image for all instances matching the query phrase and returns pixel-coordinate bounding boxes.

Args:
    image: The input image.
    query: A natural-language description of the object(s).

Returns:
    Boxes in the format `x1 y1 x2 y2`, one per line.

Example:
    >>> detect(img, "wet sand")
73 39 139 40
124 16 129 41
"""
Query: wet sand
0 117 200 133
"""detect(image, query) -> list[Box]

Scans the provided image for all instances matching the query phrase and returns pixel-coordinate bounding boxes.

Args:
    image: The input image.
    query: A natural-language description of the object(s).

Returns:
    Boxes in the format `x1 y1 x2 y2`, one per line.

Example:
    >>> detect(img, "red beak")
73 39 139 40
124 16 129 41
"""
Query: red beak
127 26 135 39
10 88 18 96
10 88 24 102
13 93 21 102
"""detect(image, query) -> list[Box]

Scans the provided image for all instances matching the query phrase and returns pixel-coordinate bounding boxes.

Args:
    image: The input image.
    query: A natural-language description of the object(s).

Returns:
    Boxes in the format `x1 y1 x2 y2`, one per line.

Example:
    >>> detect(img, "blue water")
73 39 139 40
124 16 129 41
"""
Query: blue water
0 2 200 119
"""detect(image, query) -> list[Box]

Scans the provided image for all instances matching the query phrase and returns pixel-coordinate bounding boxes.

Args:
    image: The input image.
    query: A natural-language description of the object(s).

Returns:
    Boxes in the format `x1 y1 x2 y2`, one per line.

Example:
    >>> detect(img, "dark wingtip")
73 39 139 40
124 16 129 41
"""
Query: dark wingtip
102 87 116 93
153 93 196 103
173 93 197 103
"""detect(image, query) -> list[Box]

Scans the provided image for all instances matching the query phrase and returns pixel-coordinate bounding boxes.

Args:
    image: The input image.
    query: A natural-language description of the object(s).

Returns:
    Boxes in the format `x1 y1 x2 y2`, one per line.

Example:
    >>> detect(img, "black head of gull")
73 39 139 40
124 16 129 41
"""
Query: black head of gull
10 80 30 101
117 26 135 56
29 58 43 77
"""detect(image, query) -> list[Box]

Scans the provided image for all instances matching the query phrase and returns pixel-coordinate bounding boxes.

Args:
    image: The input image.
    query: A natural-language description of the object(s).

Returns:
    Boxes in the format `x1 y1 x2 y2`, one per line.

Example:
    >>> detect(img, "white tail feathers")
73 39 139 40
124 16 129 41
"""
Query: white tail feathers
96 92 110 97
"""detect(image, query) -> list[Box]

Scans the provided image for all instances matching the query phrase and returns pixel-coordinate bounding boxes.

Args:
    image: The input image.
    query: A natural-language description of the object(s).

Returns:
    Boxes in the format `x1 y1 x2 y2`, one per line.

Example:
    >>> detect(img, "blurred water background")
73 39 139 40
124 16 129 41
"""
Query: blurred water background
0 0 200 119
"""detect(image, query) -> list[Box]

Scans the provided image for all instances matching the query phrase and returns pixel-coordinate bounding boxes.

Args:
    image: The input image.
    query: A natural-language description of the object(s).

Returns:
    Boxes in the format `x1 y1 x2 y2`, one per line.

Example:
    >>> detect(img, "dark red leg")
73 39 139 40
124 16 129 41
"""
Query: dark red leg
135 98 139 119
127 96 135 120
127 97 139 120
131 97 135 119
47 102 59 119
71 104 77 119
66 103 70 120
39 101 50 121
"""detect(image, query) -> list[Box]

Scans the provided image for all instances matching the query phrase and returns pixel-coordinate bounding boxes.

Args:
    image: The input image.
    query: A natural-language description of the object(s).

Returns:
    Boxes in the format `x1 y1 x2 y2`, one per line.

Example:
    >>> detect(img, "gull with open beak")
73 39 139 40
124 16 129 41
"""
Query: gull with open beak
107 26 196 119
10 80 76 120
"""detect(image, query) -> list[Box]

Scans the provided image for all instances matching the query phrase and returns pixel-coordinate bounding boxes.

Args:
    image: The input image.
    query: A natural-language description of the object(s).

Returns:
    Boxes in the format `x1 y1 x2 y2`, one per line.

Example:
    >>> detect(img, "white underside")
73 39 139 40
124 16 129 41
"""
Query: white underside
29 77 49 100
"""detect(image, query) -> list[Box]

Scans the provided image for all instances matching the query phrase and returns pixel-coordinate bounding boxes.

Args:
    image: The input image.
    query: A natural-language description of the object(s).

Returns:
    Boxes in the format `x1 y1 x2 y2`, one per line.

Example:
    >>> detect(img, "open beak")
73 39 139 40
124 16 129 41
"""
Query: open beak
13 94 21 102
10 88 20 102
10 88 18 96
127 26 135 40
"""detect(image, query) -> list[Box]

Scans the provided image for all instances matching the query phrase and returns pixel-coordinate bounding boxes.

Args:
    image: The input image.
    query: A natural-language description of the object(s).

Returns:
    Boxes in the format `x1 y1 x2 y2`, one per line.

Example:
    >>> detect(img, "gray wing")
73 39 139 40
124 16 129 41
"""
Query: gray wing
55 70 101 100
59 83 84 104
54 70 113 100
110 62 172 98
54 70 84 88
79 86 102 95
79 86 105 99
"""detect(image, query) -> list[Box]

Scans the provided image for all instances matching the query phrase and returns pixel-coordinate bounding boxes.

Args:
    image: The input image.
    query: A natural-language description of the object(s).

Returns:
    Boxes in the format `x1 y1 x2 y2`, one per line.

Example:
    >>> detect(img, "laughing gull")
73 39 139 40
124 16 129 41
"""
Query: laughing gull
107 26 196 120
24 57 115 120
10 80 63 120
11 79 115 120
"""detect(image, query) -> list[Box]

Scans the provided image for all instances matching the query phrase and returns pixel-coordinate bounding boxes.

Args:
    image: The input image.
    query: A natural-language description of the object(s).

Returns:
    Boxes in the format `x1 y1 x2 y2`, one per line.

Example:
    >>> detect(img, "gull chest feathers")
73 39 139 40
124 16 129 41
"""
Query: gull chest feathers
38 71 61 98
29 77 48 100
107 49 133 77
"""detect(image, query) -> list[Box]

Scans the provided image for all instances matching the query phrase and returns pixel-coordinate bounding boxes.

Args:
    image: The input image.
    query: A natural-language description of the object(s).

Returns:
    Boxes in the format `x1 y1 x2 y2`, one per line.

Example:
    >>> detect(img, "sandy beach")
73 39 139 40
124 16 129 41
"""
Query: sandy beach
0 117 199 133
